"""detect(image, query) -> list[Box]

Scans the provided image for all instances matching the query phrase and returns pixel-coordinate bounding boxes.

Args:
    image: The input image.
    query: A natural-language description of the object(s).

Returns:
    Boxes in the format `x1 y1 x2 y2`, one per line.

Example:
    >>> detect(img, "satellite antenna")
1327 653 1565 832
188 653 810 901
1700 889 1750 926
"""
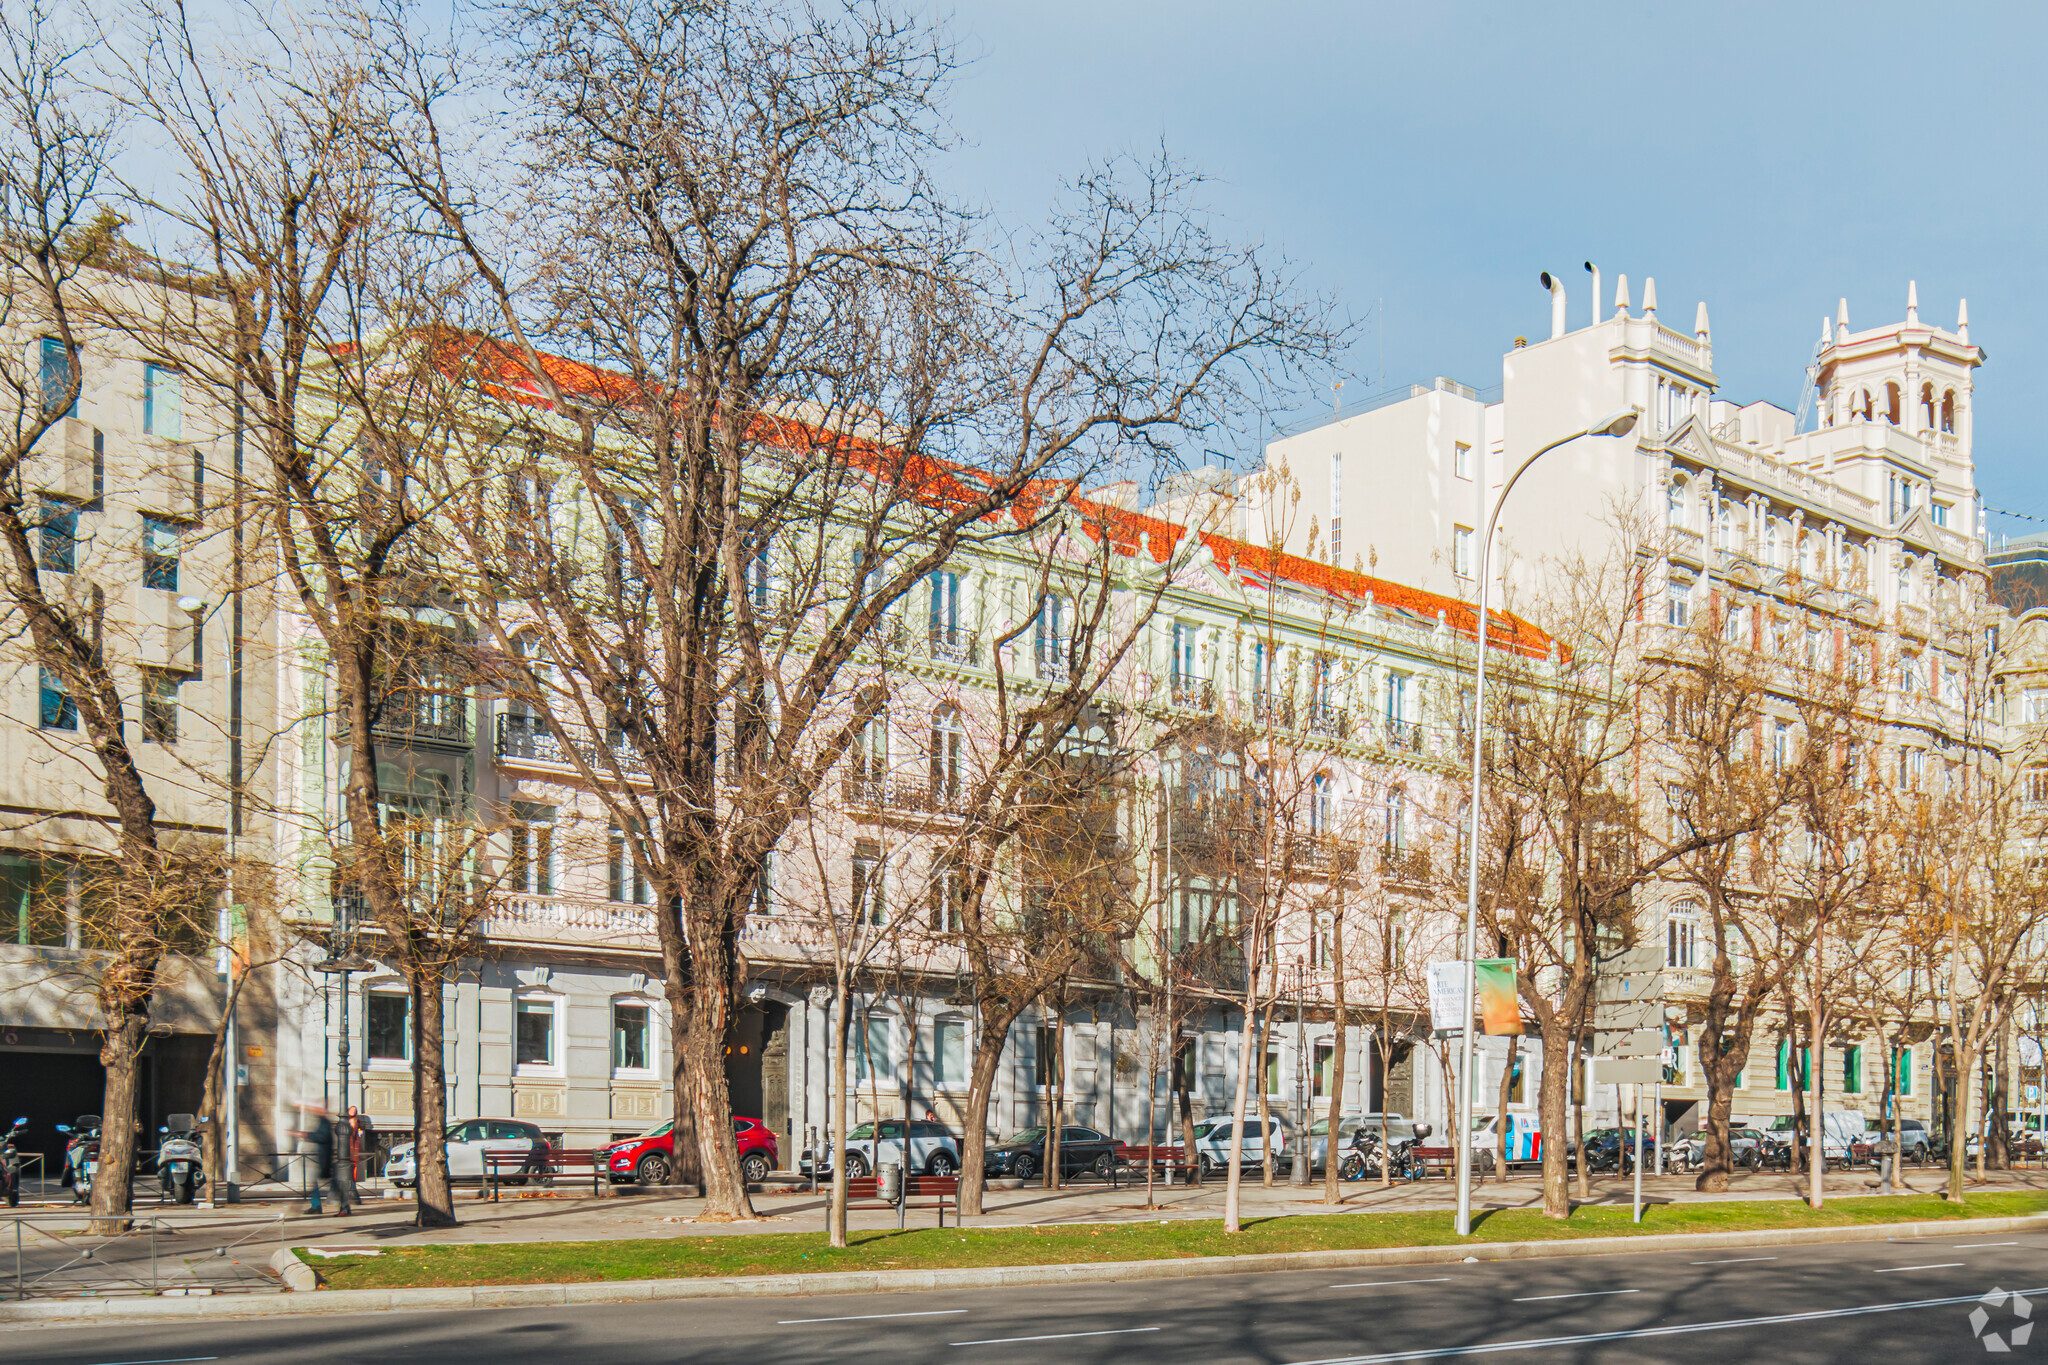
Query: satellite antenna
1792 317 1830 434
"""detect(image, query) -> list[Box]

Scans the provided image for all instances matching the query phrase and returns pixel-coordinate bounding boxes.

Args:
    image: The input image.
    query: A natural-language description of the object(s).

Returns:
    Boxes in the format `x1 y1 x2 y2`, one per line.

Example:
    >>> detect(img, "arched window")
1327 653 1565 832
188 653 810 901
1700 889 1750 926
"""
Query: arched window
928 704 965 808
1856 389 1873 421
1310 772 1334 836
1941 390 1957 434
1885 382 1902 425
1897 560 1914 608
1666 475 1688 529
1716 501 1734 552
1918 383 1936 430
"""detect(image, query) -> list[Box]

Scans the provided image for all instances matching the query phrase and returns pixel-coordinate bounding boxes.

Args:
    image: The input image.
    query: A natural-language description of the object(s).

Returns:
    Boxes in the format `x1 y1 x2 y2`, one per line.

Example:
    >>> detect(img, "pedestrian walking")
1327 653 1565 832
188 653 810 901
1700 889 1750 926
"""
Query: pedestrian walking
290 1102 351 1217
346 1105 377 1185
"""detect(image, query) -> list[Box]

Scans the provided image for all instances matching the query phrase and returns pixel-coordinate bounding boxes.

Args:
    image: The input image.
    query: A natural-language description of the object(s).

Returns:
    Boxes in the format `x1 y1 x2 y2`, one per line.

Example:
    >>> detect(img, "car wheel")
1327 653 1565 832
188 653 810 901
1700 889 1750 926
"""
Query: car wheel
635 1152 672 1186
741 1152 771 1184
926 1151 959 1177
1198 1154 1218 1177
1012 1153 1037 1181
1091 1151 1115 1178
844 1152 871 1179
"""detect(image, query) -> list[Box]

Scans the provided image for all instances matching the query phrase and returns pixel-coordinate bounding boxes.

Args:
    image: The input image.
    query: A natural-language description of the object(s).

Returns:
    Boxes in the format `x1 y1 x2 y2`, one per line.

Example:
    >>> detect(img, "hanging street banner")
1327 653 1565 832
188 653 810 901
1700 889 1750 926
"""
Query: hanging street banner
1427 961 1467 1033
1475 958 1523 1035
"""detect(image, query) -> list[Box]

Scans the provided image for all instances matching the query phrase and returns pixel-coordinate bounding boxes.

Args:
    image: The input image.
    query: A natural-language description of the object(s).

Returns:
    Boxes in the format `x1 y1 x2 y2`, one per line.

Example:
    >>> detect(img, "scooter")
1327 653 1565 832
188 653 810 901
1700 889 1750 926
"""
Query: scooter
2 1117 26 1206
156 1113 206 1205
55 1116 100 1204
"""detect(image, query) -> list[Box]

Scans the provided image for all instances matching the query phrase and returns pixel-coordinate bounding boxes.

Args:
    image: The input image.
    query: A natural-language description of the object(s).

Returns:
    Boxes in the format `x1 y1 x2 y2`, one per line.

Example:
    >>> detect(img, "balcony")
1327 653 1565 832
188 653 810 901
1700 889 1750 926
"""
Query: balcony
369 690 471 749
1382 718 1425 754
1249 690 1293 727
925 627 980 667
1665 526 1706 568
1897 604 1934 639
1170 675 1213 711
481 894 658 948
738 911 835 957
1379 845 1433 886
1304 702 1351 741
841 773 964 817
495 711 648 778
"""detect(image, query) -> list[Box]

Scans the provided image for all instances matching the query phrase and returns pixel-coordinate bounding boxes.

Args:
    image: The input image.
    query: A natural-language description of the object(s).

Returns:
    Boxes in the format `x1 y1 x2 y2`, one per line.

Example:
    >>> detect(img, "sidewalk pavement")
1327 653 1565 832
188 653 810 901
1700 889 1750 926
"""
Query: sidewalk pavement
10 1164 2045 1266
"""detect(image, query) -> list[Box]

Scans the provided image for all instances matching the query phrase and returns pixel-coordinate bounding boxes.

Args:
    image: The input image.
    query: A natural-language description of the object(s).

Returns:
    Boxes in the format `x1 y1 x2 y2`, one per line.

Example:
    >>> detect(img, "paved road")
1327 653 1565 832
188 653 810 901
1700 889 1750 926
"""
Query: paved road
8 1226 2047 1363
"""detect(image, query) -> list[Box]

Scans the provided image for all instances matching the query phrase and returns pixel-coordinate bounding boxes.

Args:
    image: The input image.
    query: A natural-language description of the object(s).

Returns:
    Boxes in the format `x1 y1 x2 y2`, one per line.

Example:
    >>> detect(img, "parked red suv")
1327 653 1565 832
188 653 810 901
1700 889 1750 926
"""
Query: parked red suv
602 1116 779 1185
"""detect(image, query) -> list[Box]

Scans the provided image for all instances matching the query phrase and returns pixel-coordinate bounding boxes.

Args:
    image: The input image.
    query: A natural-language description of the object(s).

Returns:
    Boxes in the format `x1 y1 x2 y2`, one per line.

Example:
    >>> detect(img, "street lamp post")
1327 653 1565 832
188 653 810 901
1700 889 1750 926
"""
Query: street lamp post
1454 408 1638 1238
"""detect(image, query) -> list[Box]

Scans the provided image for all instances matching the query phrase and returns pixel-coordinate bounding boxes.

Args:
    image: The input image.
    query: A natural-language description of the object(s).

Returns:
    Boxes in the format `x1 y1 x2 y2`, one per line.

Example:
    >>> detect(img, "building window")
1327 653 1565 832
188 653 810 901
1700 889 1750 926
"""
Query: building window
851 703 888 789
743 532 771 610
37 664 75 731
37 498 77 574
1034 594 1069 680
607 823 652 905
613 1002 650 1073
1894 1046 1913 1096
143 363 184 440
39 337 76 417
142 516 181 591
852 840 885 926
1842 1043 1863 1095
927 569 963 647
929 705 965 807
141 669 180 745
1665 581 1689 627
1171 622 1200 689
750 849 776 917
1453 525 1474 579
508 803 555 896
514 997 556 1067
1665 475 1687 529
365 992 410 1062
1383 787 1407 853
1666 910 1697 969
932 1017 967 1089
1310 772 1334 835
1034 1022 1059 1089
929 859 964 933
1454 442 1473 480
855 1012 894 1082
1328 514 1341 562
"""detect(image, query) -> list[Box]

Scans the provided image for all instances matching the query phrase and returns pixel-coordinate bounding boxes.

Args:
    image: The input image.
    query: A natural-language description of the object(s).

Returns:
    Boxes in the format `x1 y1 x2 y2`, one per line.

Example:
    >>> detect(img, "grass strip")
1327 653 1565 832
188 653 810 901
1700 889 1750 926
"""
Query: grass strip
308 1190 2048 1290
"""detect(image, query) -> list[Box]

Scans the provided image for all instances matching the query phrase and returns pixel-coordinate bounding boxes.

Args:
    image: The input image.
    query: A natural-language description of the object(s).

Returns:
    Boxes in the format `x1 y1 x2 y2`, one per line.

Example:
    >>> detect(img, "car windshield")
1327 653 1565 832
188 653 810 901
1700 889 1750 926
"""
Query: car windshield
846 1124 874 1141
1190 1122 1216 1139
1002 1128 1046 1147
634 1119 675 1140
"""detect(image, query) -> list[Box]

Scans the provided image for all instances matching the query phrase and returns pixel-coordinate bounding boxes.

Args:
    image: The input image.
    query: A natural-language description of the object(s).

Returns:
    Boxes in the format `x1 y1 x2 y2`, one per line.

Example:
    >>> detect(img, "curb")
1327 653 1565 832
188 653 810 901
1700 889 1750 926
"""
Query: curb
5 1211 2046 1327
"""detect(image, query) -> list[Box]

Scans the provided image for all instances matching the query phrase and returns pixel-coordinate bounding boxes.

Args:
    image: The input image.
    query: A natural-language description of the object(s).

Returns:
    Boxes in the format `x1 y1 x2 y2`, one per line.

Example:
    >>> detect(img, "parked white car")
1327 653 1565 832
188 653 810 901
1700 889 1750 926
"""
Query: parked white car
798 1119 960 1178
385 1119 549 1186
1188 1115 1289 1173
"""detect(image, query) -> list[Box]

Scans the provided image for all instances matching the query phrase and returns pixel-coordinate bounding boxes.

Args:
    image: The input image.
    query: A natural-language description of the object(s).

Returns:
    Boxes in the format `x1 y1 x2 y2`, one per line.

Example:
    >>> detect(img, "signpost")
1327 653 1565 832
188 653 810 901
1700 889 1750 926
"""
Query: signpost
1592 947 1663 1223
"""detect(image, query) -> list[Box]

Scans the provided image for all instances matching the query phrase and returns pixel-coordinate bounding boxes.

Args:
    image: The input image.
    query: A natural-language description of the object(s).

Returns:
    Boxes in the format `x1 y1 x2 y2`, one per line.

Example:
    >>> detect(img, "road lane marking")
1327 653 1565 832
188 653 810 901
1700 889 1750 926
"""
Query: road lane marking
1279 1285 2048 1362
1331 1278 1454 1288
1951 1242 2019 1248
87 1359 218 1365
1511 1289 1640 1302
778 1309 969 1324
952 1327 1161 1346
1873 1263 1965 1272
1690 1256 1778 1265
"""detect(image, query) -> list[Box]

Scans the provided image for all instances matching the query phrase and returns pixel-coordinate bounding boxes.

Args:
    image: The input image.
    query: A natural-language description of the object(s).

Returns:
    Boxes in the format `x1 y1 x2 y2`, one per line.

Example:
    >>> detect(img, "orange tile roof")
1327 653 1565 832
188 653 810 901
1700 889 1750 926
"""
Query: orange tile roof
439 332 1550 658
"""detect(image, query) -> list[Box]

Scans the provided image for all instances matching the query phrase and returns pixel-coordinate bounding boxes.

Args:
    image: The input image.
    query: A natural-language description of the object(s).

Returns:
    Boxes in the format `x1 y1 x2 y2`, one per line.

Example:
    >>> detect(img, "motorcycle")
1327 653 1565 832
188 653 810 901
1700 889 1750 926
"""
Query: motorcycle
156 1113 206 1205
1663 1137 1702 1174
1745 1134 1794 1172
55 1115 100 1204
2 1117 26 1206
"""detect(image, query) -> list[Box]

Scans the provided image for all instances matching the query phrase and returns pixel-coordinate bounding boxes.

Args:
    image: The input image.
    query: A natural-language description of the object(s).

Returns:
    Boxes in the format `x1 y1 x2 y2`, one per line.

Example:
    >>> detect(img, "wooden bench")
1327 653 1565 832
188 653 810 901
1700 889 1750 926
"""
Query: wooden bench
1116 1144 1190 1182
486 1147 607 1200
1410 1145 1458 1179
834 1174 960 1227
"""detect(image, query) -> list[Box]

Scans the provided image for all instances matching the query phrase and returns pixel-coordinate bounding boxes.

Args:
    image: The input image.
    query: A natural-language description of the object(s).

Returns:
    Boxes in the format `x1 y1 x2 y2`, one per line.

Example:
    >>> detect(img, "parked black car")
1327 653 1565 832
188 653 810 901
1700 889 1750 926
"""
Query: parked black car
982 1126 1120 1180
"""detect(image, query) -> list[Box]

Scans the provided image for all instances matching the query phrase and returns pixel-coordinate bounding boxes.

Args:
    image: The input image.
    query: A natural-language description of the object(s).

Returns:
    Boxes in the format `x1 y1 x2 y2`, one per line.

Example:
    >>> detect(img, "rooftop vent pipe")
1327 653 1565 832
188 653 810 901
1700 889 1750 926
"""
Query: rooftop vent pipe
1584 262 1601 331
1538 270 1567 339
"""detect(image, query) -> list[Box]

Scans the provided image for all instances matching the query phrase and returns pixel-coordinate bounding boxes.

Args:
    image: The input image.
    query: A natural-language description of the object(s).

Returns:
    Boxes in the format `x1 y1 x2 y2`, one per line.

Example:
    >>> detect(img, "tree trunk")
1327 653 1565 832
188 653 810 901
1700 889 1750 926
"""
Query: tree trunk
1573 1044 1588 1202
679 961 752 1220
411 966 457 1228
1254 1002 1274 1188
1321 958 1348 1205
1224 1003 1257 1233
1177 1040 1202 1187
1988 1014 2013 1173
1694 1037 1745 1193
957 1008 1018 1217
1495 1033 1518 1183
1948 1046 1972 1202
828 983 851 1247
89 1014 149 1232
1805 1003 1825 1208
1535 1013 1573 1218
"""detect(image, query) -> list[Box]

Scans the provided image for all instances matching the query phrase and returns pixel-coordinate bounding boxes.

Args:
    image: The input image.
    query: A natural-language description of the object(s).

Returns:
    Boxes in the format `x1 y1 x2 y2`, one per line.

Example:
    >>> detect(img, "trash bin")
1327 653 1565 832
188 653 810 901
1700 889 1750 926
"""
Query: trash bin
877 1161 902 1203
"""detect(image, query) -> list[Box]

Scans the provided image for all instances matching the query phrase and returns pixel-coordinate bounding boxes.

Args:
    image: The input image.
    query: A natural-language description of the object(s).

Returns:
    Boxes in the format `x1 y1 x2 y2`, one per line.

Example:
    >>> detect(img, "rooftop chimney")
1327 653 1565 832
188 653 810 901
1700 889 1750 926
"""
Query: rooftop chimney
1539 270 1567 339
1585 262 1601 330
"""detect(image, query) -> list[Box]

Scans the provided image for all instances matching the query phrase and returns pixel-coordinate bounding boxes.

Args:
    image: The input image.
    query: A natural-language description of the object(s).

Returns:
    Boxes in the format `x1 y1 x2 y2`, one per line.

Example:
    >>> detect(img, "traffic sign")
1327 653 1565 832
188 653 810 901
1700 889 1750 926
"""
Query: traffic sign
1595 1056 1662 1085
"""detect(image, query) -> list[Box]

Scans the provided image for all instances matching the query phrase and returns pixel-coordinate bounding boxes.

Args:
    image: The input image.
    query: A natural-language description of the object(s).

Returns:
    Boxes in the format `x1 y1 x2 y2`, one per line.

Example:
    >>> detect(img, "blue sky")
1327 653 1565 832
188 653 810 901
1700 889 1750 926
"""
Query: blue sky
927 0 2047 534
